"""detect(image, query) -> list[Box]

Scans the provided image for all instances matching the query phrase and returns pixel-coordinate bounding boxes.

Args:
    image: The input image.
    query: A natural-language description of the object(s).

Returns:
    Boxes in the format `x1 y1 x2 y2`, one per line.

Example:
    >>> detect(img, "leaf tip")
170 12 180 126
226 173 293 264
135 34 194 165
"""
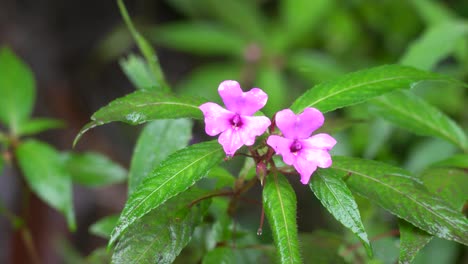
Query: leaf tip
107 231 118 251
66 211 77 232
73 121 98 148
69 222 77 233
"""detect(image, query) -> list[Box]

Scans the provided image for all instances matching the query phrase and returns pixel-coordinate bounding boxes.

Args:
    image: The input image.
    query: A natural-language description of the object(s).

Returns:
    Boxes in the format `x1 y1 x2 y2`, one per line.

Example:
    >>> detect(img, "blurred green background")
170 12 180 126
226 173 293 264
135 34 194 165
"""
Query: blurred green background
0 0 467 263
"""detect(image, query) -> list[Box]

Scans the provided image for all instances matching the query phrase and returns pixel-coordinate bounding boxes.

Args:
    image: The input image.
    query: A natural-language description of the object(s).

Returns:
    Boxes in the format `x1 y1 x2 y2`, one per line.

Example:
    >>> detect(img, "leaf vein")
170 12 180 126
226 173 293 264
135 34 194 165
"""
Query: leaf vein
305 75 413 108
273 173 294 264
334 167 461 232
114 146 221 243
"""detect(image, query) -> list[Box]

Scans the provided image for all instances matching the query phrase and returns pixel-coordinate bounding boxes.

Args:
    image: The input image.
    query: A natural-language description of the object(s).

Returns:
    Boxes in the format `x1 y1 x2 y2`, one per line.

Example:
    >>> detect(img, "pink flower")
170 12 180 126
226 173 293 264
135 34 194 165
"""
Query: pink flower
200 80 271 156
267 108 336 184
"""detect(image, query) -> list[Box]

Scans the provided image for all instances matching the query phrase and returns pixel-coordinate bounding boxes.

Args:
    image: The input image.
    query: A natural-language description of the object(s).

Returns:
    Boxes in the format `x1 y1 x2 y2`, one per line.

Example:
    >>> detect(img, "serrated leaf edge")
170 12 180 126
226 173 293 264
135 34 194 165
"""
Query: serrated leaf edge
312 172 372 257
109 144 223 247
334 167 467 245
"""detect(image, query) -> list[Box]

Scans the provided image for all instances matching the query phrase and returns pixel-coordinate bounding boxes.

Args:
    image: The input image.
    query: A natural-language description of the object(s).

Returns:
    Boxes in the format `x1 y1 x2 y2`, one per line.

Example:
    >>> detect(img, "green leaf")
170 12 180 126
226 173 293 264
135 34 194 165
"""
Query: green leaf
86 248 112 264
16 118 64 136
239 157 256 181
201 246 273 264
371 91 468 151
263 173 301 263
363 119 393 159
311 169 372 257
287 50 346 83
420 167 468 211
205 198 231 242
109 141 224 247
299 231 345 264
128 119 192 194
119 54 158 90
412 238 459 264
398 219 433 264
56 237 87 264
15 140 75 230
400 21 468 70
112 189 211 264
74 91 203 146
404 138 457 173
62 152 127 187
176 63 241 102
91 92 204 123
117 0 168 91
430 154 468 169
206 166 235 189
332 156 468 245
290 64 457 113
205 0 265 40
90 215 119 239
279 0 334 49
408 0 457 26
0 47 35 133
255 66 288 116
372 234 399 264
147 23 246 56
94 24 134 63
202 247 235 264
165 0 208 17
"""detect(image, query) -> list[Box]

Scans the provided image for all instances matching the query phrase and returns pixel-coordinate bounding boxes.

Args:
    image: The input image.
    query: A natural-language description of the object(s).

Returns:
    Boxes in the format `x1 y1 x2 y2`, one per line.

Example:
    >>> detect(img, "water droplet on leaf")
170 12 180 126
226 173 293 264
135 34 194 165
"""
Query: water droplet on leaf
257 228 262 236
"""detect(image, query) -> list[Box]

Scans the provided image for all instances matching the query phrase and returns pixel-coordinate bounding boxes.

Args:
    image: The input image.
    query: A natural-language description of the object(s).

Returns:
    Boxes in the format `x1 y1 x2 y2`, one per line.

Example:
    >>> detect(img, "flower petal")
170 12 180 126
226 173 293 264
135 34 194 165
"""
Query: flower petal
218 80 268 115
218 128 243 157
294 155 318 184
241 116 271 145
293 137 334 184
275 108 324 139
199 102 234 136
218 80 243 110
300 148 333 168
266 135 295 165
240 88 268 116
302 133 337 151
218 115 270 156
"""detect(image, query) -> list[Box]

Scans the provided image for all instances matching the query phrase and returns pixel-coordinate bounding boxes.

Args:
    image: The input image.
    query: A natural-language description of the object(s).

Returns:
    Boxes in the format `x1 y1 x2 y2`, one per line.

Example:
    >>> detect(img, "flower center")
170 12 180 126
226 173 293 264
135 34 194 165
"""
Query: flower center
290 140 302 155
230 114 243 130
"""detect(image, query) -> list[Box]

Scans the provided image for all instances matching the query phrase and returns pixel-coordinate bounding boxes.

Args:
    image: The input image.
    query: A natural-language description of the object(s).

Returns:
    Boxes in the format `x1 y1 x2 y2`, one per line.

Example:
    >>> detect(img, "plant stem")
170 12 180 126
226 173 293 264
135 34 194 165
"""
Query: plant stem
257 205 265 236
20 229 41 264
9 150 42 264
188 190 235 208
0 200 23 228
237 177 258 194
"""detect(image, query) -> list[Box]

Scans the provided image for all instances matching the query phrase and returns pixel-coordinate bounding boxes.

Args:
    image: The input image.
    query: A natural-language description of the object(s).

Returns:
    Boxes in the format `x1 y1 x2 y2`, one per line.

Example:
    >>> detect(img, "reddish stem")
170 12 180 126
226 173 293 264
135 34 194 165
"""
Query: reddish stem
188 191 235 208
257 205 265 236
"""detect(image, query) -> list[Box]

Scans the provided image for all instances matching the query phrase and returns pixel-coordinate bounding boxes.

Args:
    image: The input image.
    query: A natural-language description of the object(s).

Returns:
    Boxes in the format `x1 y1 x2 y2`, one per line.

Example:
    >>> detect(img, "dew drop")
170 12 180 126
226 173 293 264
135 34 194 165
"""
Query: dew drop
257 228 263 236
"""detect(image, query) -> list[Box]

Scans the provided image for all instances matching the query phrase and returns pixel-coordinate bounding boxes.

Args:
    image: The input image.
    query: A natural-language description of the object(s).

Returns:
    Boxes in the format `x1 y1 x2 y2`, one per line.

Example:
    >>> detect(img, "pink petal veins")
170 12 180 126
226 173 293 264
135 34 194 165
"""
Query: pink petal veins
242 116 271 145
218 80 268 116
200 80 271 156
199 102 234 136
268 107 336 185
294 155 318 185
300 147 333 168
275 108 324 139
240 88 268 115
218 128 244 157
218 80 242 111
302 133 337 151
218 115 270 156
